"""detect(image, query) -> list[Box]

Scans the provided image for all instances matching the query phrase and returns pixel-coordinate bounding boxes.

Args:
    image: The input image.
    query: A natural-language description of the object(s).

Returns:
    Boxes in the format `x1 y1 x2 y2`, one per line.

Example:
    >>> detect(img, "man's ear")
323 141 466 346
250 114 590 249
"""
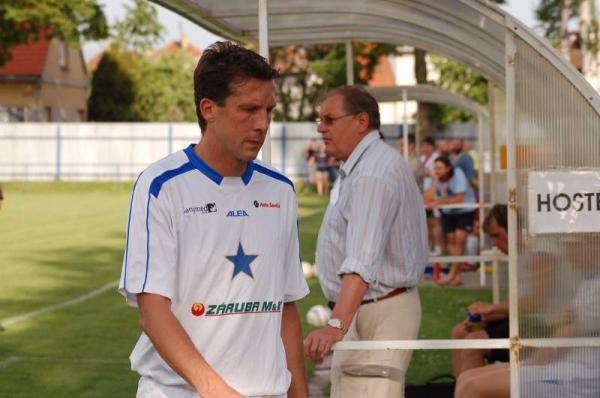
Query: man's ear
200 98 216 125
357 111 370 131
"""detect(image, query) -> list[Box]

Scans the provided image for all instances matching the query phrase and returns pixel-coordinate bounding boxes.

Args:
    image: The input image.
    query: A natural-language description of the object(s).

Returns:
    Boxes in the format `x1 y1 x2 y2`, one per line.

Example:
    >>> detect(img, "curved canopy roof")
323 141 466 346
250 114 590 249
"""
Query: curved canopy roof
367 85 488 118
150 0 600 114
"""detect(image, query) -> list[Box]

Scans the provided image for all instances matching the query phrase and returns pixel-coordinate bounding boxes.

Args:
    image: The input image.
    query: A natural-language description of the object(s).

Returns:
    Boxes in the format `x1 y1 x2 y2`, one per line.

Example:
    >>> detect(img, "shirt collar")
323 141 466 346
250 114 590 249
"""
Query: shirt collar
184 144 254 186
339 130 380 179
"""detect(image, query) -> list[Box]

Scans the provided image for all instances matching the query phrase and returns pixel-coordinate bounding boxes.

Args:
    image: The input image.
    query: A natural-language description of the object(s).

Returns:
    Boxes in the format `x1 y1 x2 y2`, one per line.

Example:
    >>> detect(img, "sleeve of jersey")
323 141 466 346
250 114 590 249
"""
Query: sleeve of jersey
283 195 310 303
119 172 177 307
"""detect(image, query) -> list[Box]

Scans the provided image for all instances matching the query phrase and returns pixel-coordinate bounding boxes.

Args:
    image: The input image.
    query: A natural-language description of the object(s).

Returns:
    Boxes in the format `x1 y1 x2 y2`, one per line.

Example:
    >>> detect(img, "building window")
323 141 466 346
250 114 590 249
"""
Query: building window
59 42 69 69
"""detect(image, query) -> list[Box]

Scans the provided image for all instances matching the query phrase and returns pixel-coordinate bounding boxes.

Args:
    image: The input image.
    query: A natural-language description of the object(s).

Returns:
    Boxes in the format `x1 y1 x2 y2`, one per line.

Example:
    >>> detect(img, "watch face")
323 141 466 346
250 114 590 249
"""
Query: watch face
328 318 341 328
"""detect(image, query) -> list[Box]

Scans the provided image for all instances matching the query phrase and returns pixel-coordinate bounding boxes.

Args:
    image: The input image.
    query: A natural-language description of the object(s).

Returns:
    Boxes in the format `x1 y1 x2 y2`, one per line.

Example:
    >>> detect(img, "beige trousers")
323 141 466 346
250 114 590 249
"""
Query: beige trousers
331 287 421 398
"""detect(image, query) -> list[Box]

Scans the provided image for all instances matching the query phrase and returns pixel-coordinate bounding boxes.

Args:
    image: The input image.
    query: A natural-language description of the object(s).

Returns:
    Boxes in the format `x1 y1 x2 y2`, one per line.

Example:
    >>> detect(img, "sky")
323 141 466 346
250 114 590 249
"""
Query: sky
83 0 540 62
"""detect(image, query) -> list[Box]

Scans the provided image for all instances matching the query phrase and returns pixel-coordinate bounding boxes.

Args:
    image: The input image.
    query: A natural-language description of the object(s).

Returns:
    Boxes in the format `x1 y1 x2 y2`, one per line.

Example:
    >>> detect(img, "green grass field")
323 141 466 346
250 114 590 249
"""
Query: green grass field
0 182 490 397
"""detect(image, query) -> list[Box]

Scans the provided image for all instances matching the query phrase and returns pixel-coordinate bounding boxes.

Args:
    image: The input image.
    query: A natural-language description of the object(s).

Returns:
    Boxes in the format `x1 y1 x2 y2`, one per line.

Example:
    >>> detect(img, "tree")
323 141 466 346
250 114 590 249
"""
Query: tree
535 0 600 70
270 42 398 121
429 54 489 127
134 51 197 122
88 44 142 121
0 0 108 66
114 0 163 52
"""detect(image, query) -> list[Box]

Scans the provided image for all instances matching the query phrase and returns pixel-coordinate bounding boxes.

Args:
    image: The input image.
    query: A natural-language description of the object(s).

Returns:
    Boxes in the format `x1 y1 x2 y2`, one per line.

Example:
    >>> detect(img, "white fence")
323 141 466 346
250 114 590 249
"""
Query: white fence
0 122 410 181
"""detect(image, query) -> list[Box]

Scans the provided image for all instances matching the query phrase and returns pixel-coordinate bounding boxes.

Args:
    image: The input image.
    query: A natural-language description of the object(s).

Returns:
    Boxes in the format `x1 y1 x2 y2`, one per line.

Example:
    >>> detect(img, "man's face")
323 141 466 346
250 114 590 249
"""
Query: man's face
487 218 508 254
209 78 276 162
316 94 365 161
421 143 434 156
450 138 463 154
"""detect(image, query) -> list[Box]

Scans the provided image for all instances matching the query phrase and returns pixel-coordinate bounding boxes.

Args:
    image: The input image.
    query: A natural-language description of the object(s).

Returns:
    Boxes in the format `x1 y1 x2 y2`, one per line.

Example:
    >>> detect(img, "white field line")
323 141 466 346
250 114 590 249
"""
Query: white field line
0 281 118 329
0 355 129 370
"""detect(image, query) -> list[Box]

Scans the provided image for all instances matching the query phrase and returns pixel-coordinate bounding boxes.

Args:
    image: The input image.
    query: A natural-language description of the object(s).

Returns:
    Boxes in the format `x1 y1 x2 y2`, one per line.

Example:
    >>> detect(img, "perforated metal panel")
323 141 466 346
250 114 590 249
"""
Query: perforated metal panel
513 33 600 396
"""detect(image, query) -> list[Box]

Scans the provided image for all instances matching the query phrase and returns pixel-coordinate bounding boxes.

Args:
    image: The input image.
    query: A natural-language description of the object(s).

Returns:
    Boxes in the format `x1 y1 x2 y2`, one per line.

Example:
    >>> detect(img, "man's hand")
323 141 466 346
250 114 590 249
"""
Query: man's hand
304 326 345 363
424 199 437 210
468 301 495 319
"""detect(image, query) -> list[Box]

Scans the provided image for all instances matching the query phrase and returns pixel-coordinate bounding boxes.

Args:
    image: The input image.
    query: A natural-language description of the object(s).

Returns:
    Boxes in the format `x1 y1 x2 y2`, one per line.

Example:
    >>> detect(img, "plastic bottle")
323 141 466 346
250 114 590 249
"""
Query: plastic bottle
467 312 483 331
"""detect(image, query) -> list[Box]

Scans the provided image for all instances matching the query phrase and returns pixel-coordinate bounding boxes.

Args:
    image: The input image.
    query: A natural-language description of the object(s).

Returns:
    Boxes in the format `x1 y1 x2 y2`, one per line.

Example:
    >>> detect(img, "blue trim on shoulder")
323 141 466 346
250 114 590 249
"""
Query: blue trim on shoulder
254 163 295 191
184 144 255 186
241 161 255 186
150 162 195 198
142 192 151 292
123 171 143 291
184 144 223 185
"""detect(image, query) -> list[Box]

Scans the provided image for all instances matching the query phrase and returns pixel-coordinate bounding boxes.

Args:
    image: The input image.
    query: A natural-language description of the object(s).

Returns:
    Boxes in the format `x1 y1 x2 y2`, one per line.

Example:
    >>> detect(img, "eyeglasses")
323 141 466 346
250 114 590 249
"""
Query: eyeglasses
316 113 357 126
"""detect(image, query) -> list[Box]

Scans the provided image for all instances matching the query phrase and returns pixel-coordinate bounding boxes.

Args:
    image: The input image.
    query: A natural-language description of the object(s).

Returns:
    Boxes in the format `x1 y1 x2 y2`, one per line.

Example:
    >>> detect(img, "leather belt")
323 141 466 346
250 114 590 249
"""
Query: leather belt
327 287 411 310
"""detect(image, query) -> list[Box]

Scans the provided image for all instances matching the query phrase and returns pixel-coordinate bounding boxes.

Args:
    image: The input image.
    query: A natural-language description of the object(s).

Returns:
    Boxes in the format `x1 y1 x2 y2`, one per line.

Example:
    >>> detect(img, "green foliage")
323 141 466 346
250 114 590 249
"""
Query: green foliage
134 52 197 122
87 44 142 121
88 44 197 122
113 0 163 52
0 0 108 66
270 43 398 121
535 0 582 46
429 54 488 128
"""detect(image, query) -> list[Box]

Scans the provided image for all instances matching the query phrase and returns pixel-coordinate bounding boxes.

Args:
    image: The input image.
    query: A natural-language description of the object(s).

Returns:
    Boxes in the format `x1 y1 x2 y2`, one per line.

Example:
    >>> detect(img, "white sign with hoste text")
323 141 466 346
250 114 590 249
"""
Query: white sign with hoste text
528 170 600 234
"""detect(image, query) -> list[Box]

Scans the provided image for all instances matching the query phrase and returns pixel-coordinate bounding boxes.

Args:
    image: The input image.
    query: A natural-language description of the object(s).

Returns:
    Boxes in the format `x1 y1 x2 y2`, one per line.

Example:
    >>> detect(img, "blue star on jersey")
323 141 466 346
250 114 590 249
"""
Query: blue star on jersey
225 243 258 280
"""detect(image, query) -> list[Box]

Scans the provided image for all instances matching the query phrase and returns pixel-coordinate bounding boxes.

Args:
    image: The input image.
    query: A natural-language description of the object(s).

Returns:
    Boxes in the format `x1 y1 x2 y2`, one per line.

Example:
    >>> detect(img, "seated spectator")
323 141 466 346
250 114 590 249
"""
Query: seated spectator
451 205 509 378
455 234 600 398
424 156 476 285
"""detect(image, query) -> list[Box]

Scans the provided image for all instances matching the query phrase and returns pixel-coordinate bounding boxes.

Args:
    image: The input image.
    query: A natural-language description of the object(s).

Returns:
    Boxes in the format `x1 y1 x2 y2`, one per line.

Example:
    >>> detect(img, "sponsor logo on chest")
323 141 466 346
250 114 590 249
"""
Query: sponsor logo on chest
253 200 280 209
183 202 217 215
226 209 249 217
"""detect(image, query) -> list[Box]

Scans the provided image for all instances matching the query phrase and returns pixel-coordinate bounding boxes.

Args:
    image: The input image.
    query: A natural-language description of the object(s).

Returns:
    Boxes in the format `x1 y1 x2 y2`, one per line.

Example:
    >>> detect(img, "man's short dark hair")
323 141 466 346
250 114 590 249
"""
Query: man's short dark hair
319 85 380 130
483 204 508 232
193 41 278 132
422 137 435 147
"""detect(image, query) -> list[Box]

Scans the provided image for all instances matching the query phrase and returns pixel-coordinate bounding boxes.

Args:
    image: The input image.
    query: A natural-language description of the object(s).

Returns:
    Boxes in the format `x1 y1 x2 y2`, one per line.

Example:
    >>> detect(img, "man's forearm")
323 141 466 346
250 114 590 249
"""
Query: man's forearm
137 293 236 397
281 302 308 398
331 273 369 328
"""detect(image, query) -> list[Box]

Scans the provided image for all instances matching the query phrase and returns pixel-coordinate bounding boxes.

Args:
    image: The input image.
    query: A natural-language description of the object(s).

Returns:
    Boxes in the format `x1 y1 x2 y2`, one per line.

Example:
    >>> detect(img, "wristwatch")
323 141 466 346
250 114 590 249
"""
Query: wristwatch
327 318 348 334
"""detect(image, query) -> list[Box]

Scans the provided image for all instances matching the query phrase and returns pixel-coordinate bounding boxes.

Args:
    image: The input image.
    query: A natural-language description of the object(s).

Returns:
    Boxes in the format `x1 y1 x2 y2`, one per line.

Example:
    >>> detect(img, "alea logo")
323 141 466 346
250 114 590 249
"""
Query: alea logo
226 210 249 217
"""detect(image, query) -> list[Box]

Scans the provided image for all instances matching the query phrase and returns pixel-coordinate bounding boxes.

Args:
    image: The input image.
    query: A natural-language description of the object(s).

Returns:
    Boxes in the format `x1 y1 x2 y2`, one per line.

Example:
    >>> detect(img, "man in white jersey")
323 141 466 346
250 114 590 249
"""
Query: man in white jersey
119 41 309 398
304 86 428 397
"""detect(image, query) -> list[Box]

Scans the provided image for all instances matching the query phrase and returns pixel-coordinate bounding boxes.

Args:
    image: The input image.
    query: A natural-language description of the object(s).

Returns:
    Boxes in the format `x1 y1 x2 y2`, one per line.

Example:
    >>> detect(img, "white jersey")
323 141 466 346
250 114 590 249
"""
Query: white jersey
119 144 309 396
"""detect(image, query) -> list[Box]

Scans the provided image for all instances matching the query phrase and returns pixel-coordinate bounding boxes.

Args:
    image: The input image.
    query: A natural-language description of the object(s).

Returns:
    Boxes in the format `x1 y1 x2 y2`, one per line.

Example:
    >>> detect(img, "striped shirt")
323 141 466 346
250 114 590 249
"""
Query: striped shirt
316 131 429 302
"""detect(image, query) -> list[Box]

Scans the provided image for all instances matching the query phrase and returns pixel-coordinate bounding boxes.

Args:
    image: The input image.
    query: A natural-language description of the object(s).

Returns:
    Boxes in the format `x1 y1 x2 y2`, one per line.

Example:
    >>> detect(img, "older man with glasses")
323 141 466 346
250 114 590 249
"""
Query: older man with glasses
304 85 428 398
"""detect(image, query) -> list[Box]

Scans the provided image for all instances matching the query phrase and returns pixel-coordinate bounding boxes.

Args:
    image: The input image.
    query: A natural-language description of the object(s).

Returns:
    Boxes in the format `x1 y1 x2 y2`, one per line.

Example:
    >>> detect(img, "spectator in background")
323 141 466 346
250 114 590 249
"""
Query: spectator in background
463 140 479 178
450 138 476 185
398 134 425 189
424 156 476 286
328 155 340 185
455 233 598 398
303 138 319 192
437 139 451 157
421 137 442 255
315 141 330 195
451 205 509 378
0 183 3 210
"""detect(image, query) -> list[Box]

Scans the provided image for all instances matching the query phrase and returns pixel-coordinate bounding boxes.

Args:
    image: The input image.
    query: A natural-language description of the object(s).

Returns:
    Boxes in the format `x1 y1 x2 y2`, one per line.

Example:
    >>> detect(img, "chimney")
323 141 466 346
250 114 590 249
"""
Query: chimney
181 33 189 49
